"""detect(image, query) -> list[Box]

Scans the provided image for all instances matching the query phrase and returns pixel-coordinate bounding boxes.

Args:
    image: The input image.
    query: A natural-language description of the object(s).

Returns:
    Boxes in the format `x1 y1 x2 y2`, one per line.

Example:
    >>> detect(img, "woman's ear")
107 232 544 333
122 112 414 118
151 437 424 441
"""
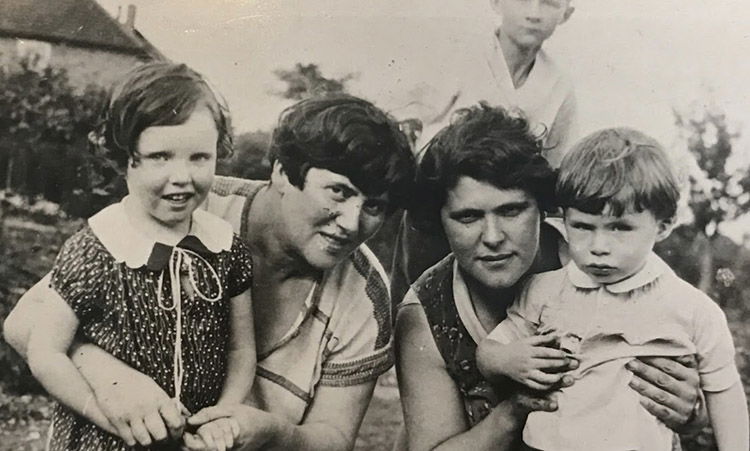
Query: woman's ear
270 161 287 185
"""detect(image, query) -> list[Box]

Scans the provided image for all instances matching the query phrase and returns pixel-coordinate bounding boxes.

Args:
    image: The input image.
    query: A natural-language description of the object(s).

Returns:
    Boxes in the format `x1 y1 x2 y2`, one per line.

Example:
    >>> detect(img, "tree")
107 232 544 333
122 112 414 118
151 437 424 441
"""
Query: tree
217 130 272 180
672 104 750 300
272 63 356 100
0 57 106 206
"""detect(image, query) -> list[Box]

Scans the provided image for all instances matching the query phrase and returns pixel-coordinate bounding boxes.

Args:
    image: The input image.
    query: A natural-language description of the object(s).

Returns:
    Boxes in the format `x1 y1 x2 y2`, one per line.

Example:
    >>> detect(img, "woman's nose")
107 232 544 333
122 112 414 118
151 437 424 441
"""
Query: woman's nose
481 217 505 247
333 199 361 235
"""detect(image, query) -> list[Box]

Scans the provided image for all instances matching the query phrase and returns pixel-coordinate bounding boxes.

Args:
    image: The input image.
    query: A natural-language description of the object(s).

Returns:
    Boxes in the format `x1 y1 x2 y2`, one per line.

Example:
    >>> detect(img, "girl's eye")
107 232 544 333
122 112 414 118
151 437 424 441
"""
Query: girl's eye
191 153 214 162
146 152 169 161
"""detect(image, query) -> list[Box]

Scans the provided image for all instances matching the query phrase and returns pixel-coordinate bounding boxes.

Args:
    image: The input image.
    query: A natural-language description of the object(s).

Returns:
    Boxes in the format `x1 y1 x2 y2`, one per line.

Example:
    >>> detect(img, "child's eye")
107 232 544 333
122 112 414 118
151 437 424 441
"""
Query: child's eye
191 153 214 162
145 152 170 161
151 154 167 161
611 224 633 232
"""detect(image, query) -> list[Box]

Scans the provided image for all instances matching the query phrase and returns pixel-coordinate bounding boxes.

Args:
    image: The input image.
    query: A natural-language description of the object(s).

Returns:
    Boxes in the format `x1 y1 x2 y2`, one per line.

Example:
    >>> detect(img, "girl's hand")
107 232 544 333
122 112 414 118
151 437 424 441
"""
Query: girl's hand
185 404 278 450
92 369 187 446
626 355 707 433
479 335 578 391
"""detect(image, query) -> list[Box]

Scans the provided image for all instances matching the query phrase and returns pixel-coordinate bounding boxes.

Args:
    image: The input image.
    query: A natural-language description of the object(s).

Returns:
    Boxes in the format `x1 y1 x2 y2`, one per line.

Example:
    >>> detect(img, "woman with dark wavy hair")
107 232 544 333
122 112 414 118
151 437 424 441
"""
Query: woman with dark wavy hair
394 104 706 450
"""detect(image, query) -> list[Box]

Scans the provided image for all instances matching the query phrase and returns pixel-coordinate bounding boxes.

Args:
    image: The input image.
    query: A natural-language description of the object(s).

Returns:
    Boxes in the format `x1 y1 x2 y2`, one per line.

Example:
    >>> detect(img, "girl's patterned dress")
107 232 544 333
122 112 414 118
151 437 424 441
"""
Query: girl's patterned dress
47 201 253 450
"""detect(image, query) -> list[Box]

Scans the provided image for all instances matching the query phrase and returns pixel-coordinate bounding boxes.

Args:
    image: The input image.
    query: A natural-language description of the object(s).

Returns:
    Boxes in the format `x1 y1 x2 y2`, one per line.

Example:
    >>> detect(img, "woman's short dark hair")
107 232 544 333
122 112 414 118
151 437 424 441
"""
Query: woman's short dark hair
268 94 415 211
412 103 556 227
92 61 232 169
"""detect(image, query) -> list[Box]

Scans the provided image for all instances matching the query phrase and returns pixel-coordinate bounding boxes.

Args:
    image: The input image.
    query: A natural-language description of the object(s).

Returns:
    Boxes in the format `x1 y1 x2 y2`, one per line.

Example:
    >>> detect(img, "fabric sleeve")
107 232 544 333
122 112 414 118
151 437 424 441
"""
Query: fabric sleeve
226 234 253 298
487 275 548 344
319 253 394 387
544 88 579 169
49 227 108 319
692 295 741 392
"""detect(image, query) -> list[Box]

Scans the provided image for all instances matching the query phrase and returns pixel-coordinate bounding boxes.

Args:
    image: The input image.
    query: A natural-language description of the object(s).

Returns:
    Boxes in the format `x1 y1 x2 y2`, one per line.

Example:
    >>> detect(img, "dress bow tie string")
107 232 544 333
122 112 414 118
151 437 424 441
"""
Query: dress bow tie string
150 236 224 406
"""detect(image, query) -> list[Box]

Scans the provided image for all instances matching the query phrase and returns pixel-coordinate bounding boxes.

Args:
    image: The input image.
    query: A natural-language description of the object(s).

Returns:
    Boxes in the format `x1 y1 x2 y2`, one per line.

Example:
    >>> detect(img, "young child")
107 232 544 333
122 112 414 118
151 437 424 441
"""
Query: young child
25 62 256 450
480 128 748 450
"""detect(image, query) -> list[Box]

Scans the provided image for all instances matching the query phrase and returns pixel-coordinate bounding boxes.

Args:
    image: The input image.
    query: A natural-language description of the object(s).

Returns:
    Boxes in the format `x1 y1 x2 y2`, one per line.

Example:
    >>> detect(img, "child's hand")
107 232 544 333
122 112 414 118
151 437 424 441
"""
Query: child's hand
186 417 241 451
480 334 578 391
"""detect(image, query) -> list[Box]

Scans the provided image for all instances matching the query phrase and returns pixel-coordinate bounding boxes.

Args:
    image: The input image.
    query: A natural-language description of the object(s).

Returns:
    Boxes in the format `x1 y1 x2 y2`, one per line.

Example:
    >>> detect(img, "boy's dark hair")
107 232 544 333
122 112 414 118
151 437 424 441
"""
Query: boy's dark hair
92 61 232 169
412 103 556 227
556 127 679 220
268 94 415 211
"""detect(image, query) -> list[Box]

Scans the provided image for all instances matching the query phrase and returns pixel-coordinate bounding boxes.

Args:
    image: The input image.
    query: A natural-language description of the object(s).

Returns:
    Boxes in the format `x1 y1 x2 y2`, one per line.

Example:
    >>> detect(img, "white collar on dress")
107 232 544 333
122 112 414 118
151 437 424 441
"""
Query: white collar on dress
452 260 491 344
566 252 672 294
88 197 234 268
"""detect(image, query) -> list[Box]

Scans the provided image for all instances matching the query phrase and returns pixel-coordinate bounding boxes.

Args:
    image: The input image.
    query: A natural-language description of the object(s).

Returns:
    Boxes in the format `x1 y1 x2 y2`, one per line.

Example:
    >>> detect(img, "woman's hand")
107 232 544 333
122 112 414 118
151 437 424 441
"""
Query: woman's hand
507 385 563 419
86 363 187 446
626 355 707 433
183 404 277 451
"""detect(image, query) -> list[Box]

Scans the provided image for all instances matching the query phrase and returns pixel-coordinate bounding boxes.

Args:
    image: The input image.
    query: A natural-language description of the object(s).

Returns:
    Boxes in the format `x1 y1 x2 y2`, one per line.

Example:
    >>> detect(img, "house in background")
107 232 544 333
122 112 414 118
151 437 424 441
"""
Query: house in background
0 0 162 90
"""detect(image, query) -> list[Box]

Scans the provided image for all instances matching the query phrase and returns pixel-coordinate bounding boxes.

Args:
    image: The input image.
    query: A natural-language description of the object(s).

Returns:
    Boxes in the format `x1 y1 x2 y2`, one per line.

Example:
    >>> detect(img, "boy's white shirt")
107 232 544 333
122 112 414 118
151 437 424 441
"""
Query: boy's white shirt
416 29 578 154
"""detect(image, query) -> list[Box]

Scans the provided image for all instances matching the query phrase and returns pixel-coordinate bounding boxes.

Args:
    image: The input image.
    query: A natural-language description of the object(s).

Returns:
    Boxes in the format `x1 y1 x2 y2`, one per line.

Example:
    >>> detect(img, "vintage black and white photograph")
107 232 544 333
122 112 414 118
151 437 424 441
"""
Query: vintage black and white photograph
1 0 749 450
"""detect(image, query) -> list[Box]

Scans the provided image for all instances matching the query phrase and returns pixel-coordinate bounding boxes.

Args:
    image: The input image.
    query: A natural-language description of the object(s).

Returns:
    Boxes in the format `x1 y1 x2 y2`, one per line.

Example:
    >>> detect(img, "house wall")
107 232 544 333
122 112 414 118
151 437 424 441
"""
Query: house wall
0 36 145 91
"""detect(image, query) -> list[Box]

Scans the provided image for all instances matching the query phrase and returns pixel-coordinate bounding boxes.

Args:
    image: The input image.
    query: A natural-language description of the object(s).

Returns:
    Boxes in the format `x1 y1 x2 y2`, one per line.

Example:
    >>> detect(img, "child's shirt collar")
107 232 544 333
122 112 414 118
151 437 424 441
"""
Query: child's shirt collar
88 197 234 269
566 252 673 294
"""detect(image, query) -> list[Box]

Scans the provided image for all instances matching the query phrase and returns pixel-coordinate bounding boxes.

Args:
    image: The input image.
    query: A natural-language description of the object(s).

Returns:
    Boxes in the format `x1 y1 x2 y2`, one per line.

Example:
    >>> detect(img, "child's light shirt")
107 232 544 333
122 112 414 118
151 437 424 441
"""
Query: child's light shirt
488 253 739 451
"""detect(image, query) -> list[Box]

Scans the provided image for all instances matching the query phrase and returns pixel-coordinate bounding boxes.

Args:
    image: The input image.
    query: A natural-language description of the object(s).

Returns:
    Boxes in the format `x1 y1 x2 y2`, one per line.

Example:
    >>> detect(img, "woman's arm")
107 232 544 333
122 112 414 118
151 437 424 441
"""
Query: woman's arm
217 289 256 404
186 381 378 451
3 273 52 360
4 275 185 445
396 303 544 451
25 287 118 437
705 382 749 451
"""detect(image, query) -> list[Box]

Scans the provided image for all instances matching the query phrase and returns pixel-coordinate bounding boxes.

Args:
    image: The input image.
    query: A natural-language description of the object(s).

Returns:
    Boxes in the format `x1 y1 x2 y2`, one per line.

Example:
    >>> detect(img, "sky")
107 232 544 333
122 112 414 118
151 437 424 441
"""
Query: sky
98 0 750 239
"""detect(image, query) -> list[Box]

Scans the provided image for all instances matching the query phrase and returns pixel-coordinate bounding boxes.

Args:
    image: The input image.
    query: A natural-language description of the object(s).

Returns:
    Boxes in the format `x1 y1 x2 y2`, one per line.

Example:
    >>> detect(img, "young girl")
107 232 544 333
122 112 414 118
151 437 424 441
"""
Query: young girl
479 128 748 450
25 62 256 450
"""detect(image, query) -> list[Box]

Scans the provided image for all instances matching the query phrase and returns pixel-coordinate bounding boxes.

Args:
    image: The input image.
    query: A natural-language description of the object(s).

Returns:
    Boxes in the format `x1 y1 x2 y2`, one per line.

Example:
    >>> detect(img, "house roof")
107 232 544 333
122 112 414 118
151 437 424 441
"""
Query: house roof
0 0 161 58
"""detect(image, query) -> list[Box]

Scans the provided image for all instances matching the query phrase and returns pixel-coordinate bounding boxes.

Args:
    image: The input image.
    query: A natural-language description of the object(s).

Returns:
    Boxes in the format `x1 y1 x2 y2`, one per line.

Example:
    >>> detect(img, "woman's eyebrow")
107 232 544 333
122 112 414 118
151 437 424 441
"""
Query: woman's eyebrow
447 207 482 216
495 201 529 211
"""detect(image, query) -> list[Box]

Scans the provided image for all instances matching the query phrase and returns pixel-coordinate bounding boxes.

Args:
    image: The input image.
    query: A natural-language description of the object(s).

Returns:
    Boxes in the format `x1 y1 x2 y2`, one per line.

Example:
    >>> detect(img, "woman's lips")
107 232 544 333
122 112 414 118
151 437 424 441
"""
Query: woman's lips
320 232 353 251
477 253 514 266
